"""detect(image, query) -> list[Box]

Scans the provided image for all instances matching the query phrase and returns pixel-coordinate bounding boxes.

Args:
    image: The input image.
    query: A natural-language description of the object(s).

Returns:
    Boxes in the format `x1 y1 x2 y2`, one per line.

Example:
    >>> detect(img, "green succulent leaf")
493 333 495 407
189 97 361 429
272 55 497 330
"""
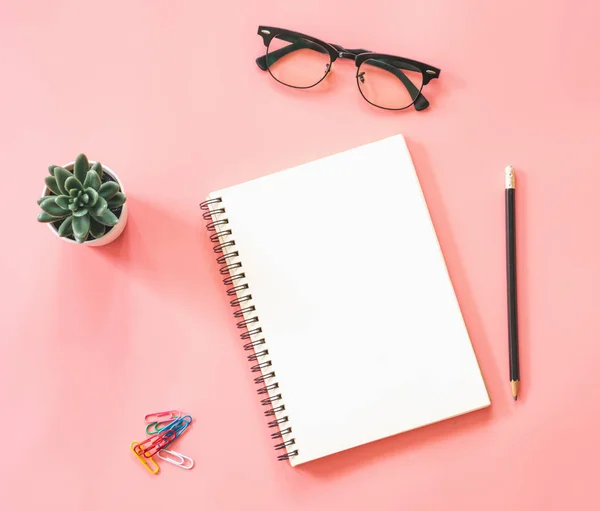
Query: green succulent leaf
38 196 51 206
91 196 108 216
98 181 120 200
40 197 69 218
54 167 72 194
106 192 127 209
89 218 106 238
91 161 103 180
85 187 99 206
72 214 90 242
69 188 79 197
44 176 61 195
73 207 89 217
58 216 73 237
68 202 78 211
74 154 89 183
91 209 119 226
37 211 57 223
48 165 57 176
83 170 101 191
55 195 71 210
65 176 83 192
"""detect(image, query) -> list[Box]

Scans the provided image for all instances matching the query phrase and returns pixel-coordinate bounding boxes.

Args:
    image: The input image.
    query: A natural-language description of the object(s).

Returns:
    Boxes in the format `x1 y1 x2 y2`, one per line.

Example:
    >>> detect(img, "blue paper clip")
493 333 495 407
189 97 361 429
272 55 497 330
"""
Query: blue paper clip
177 415 192 437
146 419 179 435
162 415 192 439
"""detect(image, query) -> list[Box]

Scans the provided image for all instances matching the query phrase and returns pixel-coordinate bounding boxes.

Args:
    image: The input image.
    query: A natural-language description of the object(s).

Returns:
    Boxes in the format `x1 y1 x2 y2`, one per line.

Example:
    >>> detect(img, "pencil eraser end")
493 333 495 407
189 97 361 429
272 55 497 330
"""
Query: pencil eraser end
505 166 515 188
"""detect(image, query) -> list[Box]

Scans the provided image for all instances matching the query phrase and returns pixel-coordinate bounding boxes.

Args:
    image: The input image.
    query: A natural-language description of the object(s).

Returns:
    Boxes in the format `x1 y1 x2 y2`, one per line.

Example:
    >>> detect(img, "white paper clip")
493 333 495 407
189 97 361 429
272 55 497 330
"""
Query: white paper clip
158 449 194 470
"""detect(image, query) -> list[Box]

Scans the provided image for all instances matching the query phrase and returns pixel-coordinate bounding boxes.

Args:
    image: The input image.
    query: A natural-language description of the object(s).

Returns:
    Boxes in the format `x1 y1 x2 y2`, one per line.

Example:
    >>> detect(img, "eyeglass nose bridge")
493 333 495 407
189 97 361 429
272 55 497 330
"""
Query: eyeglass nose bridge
332 46 369 61
338 50 354 59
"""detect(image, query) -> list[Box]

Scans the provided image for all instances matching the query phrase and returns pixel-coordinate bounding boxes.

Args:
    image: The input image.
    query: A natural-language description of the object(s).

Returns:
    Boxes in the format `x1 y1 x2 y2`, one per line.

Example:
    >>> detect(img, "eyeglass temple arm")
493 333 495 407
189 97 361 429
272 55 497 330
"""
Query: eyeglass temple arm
255 39 428 111
359 59 429 111
329 44 428 109
255 36 329 71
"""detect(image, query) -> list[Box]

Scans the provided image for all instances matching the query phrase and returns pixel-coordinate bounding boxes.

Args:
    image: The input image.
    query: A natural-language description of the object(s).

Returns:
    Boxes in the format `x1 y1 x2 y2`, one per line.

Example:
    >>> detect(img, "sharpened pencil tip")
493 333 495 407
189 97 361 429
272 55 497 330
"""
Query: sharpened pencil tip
510 381 520 400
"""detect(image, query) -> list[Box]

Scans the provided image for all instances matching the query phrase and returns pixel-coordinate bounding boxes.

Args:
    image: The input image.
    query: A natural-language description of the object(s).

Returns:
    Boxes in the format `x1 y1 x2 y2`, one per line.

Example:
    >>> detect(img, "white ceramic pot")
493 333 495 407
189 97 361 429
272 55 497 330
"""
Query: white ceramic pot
42 161 128 247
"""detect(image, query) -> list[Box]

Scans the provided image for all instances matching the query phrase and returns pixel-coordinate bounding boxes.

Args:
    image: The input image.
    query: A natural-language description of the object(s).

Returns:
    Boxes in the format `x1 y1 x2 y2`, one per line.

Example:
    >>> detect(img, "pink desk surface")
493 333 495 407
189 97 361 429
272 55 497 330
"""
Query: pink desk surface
2 1 599 510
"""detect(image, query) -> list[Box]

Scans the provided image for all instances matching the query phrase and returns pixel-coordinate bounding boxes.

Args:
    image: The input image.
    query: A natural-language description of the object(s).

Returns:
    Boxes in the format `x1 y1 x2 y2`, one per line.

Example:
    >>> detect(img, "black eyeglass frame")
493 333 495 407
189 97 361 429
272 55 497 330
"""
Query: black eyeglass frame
255 26 441 111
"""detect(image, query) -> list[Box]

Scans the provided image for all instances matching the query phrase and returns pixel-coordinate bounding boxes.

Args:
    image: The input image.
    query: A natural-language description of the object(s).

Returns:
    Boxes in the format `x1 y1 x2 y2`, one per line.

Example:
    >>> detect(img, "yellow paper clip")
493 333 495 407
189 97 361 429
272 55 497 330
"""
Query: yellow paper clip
130 441 159 475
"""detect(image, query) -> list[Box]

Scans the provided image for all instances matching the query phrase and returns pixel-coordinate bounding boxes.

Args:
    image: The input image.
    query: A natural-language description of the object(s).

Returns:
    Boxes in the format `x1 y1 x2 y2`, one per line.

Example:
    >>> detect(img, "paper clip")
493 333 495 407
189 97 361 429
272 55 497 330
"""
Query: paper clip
162 415 192 438
144 410 181 424
134 429 178 458
130 442 160 475
146 420 176 435
158 449 194 470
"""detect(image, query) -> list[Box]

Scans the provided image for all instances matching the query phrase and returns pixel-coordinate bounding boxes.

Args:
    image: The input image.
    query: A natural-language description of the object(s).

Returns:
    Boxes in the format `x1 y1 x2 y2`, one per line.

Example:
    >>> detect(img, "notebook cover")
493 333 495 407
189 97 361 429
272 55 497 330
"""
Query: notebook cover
204 134 490 466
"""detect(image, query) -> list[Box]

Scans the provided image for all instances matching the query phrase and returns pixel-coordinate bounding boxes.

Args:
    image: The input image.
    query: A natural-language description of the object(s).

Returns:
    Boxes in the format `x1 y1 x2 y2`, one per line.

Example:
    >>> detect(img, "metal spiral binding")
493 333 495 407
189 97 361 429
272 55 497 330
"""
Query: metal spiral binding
200 198 299 462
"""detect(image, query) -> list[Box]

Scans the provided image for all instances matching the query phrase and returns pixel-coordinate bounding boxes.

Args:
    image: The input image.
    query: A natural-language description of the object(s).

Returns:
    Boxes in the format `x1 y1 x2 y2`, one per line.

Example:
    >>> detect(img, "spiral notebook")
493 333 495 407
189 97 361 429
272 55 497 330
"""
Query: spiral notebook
201 134 490 466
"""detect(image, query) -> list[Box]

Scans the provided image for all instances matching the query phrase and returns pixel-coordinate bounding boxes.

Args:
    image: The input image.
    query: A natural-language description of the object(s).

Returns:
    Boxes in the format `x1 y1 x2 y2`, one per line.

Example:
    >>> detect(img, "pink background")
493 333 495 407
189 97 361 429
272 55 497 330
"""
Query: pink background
1 1 599 510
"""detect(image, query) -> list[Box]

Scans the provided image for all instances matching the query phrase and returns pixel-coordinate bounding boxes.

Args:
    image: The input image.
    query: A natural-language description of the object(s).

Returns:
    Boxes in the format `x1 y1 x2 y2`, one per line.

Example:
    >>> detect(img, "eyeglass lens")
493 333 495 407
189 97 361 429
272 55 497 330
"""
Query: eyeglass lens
266 35 332 89
357 59 423 110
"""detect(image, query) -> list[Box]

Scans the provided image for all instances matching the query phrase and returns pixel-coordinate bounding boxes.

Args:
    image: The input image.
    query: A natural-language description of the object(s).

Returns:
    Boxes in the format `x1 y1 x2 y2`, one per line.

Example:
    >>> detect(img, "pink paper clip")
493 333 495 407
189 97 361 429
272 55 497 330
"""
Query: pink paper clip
144 410 181 423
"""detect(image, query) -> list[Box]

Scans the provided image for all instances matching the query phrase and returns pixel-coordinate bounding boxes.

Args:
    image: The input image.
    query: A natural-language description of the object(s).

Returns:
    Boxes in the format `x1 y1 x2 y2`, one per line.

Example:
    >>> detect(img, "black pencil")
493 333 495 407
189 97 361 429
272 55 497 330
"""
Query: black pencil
505 165 520 400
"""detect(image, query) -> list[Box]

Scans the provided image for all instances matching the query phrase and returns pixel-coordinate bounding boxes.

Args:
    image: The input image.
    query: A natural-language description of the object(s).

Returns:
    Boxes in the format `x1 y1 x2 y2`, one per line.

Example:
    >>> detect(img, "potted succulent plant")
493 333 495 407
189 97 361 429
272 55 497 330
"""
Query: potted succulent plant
37 154 128 246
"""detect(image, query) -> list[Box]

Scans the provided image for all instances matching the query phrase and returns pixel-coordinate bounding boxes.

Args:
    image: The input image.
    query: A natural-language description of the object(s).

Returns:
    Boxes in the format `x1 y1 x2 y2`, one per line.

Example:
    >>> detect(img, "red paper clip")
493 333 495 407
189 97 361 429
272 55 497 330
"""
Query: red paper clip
134 429 178 458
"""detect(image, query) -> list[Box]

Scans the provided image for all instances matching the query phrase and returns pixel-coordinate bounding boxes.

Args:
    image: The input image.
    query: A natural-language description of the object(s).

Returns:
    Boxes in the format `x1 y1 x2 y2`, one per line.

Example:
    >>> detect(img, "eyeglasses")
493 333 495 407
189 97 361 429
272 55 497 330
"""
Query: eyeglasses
255 26 441 112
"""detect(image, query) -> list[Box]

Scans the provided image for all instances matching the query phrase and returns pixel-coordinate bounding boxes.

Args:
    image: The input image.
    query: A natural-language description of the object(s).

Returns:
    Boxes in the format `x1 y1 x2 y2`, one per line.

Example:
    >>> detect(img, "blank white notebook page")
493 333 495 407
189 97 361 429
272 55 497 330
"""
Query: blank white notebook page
208 134 490 466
